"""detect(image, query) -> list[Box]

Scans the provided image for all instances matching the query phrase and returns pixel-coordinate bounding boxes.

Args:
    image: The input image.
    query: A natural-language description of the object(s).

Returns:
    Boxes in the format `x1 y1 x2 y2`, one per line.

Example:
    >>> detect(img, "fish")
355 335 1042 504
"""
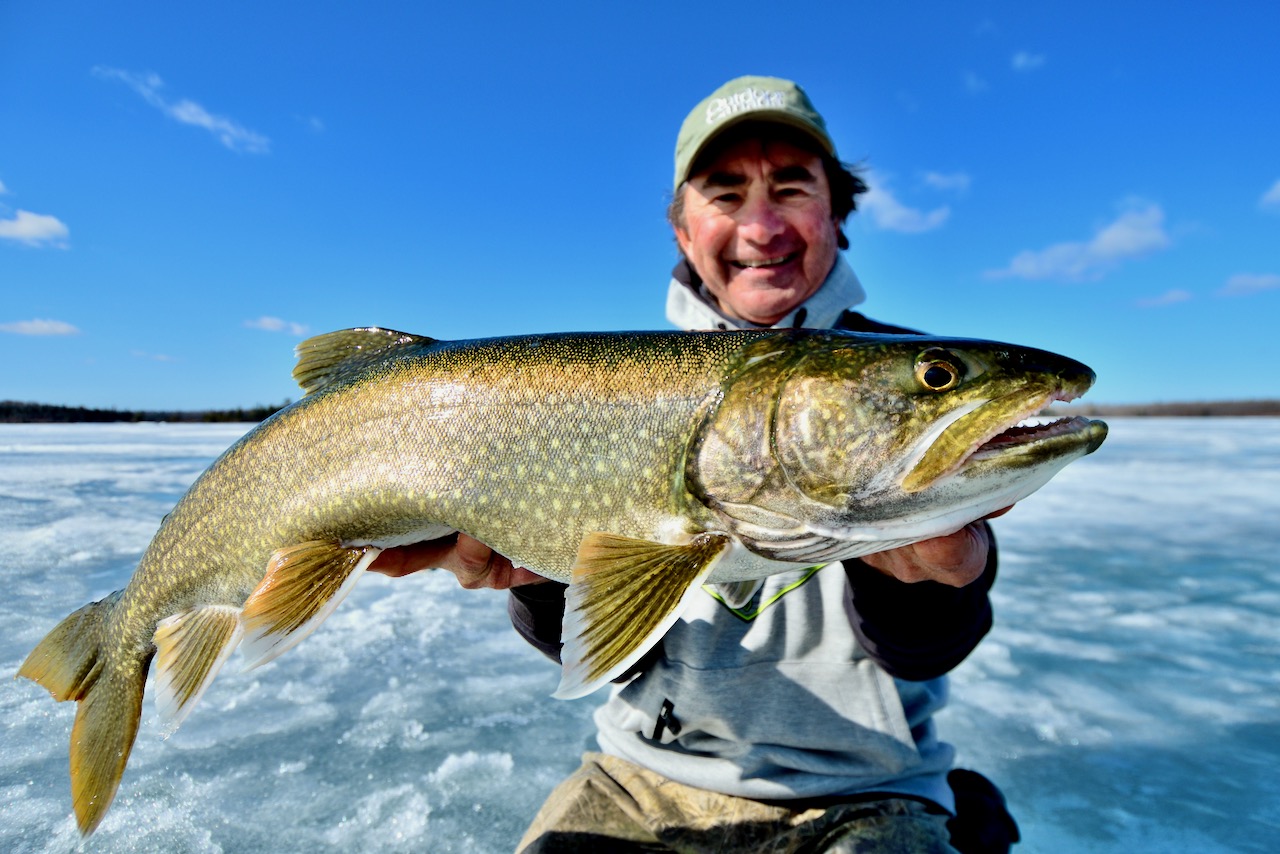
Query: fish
18 326 1107 834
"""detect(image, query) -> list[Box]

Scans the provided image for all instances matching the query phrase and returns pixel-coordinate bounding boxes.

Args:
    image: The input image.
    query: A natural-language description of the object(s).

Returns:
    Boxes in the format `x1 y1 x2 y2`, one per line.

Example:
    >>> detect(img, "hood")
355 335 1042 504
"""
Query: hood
664 255 867 332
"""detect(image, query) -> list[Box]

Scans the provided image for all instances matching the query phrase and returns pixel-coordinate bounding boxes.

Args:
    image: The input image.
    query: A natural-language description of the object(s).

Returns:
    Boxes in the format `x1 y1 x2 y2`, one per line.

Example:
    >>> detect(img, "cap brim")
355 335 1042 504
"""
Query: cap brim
677 111 836 188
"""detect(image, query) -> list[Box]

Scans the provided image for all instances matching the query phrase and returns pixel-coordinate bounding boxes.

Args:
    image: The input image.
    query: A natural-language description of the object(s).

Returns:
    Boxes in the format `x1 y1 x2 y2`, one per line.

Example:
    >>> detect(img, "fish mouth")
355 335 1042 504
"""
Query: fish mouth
902 385 1108 493
969 414 1106 460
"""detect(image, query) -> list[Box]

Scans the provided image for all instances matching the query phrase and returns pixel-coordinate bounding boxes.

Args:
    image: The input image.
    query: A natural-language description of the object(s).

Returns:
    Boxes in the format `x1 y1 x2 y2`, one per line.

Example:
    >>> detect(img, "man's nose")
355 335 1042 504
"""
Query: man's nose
738 193 786 242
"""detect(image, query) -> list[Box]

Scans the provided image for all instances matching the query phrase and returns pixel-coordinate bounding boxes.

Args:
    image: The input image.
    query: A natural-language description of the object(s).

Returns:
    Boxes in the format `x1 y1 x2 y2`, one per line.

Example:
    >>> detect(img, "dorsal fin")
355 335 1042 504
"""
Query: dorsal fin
292 327 438 395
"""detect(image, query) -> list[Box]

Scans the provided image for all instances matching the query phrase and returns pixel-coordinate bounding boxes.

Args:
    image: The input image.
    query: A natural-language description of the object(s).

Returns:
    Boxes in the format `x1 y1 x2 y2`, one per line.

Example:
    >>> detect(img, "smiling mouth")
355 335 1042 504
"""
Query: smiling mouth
731 252 798 269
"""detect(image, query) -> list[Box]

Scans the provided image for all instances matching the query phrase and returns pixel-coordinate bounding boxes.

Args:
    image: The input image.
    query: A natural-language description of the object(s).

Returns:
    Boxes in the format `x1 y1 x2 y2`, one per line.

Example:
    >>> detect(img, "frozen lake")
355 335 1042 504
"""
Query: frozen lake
2 419 1277 852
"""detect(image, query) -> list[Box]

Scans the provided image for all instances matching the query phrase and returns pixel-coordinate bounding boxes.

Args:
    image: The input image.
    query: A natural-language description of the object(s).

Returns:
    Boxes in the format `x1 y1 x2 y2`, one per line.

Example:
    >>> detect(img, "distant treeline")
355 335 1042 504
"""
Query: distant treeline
0 400 291 424
5 398 1279 424
1047 399 1280 417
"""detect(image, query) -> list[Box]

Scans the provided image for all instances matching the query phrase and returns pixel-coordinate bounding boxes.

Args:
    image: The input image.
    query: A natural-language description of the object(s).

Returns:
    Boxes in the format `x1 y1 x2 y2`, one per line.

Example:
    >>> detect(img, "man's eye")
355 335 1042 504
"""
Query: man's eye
713 193 742 204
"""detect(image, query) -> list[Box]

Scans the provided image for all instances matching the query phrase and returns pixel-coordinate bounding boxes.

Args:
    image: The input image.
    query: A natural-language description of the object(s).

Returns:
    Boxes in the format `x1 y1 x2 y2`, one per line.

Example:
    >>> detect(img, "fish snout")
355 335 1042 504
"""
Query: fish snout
1002 345 1096 400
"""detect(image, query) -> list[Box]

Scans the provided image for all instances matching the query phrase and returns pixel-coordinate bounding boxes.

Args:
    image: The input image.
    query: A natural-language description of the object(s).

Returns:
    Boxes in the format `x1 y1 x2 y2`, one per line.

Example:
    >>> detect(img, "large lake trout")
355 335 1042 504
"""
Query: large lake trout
19 327 1107 833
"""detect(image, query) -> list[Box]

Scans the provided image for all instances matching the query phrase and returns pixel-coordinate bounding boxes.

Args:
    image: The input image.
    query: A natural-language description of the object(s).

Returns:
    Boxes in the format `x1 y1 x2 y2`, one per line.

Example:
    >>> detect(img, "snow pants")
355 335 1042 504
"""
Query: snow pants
516 752 961 854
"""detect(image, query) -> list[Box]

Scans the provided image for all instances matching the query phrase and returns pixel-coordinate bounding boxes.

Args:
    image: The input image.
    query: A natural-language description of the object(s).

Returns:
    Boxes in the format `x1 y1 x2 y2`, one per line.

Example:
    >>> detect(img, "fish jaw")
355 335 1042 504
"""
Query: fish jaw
754 412 1107 559
901 371 1104 494
689 333 1109 562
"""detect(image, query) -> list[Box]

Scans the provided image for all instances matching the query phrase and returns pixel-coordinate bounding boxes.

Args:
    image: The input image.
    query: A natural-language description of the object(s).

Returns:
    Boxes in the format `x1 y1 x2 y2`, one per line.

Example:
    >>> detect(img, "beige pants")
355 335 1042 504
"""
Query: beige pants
518 752 958 854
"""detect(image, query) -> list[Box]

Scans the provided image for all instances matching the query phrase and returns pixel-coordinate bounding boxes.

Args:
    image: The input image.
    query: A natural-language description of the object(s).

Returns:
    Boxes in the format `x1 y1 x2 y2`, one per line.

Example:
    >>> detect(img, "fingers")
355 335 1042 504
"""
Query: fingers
370 507 1015 590
368 538 456 577
368 534 547 590
860 503 1012 587
910 524 988 585
451 535 514 589
861 522 989 587
460 561 546 590
443 536 548 589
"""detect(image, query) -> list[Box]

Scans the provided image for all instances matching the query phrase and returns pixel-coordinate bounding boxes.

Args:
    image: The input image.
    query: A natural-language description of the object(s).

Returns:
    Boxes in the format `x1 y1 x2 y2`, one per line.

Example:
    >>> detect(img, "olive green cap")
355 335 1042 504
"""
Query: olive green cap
673 75 836 190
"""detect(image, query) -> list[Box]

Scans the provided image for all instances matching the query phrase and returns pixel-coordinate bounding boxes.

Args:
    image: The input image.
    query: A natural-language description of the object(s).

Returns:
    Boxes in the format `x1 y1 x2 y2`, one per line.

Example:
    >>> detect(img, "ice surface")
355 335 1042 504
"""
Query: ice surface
2 419 1278 852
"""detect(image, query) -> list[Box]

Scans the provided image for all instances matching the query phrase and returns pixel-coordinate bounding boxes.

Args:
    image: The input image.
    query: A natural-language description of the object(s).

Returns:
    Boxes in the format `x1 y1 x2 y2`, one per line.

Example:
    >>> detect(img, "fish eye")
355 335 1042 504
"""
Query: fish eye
915 349 964 392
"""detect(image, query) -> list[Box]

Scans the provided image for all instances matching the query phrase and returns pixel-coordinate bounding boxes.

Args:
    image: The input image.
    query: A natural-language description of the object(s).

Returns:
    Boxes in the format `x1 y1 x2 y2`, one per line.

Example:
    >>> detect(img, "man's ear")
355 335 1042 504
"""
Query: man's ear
834 218 849 251
674 226 692 257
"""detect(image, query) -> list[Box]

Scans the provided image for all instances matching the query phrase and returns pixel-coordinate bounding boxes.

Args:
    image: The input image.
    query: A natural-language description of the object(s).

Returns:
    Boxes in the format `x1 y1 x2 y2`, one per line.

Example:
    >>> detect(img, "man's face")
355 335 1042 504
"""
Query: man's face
675 137 840 326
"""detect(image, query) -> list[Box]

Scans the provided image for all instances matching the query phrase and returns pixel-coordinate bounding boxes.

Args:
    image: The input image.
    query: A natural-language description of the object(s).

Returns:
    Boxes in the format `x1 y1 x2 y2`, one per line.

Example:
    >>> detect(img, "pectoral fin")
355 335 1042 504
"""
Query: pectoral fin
554 532 731 700
153 605 243 734
240 541 379 669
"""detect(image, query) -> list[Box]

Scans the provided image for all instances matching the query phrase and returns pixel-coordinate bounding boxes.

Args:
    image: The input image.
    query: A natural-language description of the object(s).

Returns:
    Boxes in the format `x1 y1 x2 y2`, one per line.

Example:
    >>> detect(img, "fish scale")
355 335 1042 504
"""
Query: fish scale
18 326 1106 836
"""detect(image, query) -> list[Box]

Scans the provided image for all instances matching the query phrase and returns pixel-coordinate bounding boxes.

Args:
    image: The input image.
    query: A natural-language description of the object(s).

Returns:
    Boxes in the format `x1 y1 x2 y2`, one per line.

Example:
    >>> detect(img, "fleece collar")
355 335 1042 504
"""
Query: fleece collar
664 255 866 331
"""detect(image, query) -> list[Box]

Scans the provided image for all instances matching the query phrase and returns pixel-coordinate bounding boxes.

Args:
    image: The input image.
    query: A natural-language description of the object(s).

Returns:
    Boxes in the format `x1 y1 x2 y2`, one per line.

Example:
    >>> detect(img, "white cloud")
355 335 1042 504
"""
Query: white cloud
861 175 950 233
1218 273 1280 296
1012 51 1046 72
0 318 80 335
93 67 270 154
922 171 972 193
296 114 325 133
1260 179 1280 211
986 202 1172 281
131 350 176 362
0 209 70 248
964 71 988 94
1136 289 1192 308
245 316 309 336
0 179 8 194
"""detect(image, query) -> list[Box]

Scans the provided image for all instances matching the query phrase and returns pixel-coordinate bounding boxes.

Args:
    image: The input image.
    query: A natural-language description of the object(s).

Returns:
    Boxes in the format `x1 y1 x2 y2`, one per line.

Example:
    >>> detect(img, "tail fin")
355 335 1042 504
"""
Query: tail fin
69 667 146 833
18 591 149 835
18 591 121 702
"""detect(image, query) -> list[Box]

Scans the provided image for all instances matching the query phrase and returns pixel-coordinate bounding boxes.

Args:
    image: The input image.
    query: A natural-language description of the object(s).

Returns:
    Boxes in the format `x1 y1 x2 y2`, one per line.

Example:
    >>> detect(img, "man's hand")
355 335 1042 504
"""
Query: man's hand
860 507 1012 588
369 533 546 590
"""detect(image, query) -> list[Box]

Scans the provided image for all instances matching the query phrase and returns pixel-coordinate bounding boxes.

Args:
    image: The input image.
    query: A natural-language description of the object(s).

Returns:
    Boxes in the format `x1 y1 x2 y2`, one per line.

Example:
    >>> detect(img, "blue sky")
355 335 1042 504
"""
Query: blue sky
2 1 1277 409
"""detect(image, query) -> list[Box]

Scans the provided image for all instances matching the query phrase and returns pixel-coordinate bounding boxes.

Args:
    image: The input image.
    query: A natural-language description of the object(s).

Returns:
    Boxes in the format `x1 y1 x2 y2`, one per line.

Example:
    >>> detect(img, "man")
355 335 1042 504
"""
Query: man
374 76 1019 853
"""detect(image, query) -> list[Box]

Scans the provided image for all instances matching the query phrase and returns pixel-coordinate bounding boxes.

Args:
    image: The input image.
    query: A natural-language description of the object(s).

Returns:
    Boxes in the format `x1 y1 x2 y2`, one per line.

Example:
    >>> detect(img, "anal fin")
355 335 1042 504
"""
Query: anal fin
555 532 730 700
153 605 243 734
240 541 379 669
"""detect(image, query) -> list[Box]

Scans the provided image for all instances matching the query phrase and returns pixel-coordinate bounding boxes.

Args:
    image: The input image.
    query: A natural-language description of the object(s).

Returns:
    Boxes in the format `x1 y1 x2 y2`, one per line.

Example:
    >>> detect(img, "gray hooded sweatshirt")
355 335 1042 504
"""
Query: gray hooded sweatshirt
593 258 956 810
509 256 998 813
